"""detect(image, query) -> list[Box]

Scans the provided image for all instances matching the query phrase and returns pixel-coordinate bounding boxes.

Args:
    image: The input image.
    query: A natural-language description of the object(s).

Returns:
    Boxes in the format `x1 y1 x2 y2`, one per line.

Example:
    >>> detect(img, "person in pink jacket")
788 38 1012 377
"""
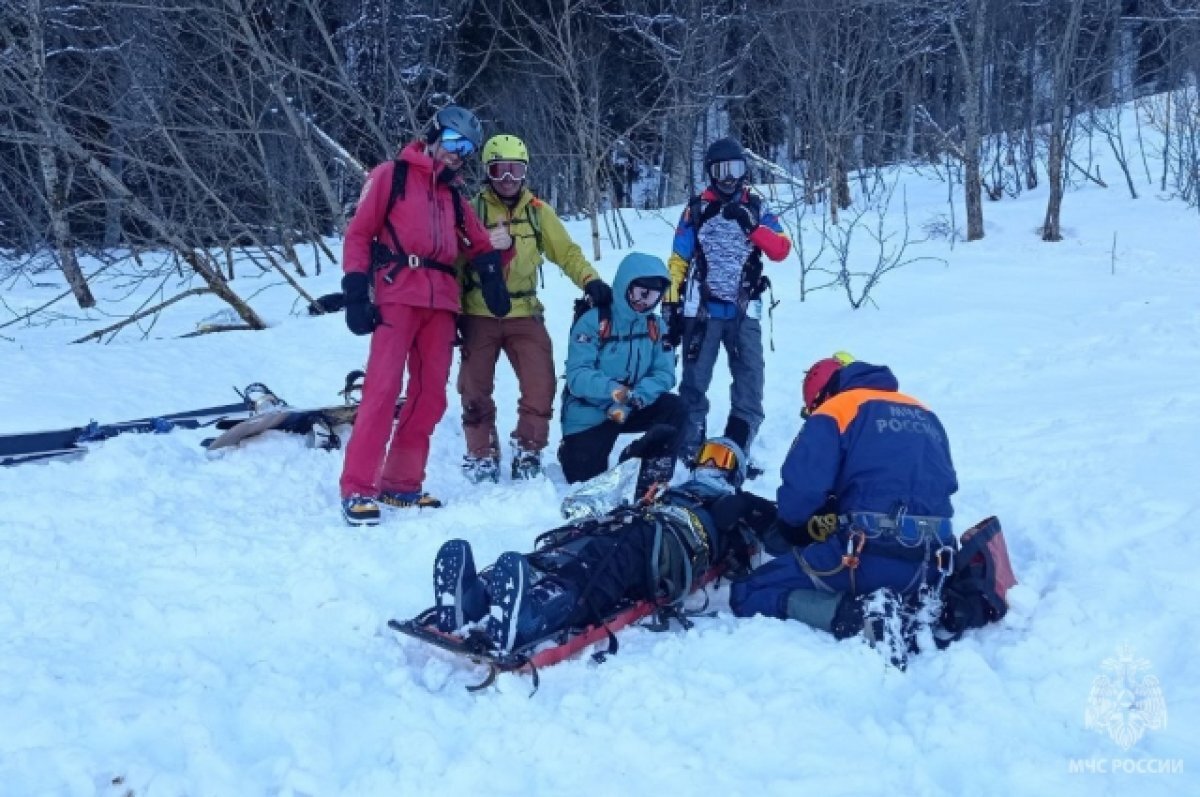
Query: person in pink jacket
339 105 510 526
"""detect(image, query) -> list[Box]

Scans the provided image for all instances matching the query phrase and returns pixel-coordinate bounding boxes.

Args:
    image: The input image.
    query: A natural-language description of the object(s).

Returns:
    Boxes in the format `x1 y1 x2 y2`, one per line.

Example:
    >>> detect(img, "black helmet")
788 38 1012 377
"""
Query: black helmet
704 137 745 170
429 105 483 150
704 137 747 197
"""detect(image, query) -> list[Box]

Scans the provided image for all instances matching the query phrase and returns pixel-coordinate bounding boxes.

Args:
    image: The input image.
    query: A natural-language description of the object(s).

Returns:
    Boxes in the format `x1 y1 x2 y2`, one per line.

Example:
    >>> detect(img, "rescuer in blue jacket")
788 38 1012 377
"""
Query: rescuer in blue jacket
730 354 959 637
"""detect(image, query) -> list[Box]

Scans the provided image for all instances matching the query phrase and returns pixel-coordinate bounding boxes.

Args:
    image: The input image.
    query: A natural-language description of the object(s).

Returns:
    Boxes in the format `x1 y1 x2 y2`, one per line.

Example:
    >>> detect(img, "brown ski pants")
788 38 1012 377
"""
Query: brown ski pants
458 315 556 457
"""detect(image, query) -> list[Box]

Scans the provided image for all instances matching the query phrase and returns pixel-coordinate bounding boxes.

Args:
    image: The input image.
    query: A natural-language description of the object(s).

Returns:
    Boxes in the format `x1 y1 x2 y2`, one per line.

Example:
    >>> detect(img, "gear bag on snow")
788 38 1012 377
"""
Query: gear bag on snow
935 516 1017 647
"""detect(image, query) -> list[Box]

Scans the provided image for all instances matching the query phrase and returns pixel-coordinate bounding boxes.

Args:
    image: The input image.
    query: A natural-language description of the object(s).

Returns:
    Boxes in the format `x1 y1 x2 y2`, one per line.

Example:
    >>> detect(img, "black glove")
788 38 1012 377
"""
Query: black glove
721 201 758 234
661 301 684 350
584 278 613 308
471 251 511 317
738 492 779 537
341 272 380 336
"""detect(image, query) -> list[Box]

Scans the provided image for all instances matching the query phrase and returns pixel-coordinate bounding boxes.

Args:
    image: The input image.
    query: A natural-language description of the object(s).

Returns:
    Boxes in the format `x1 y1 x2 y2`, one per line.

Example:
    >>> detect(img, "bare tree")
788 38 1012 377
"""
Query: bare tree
945 0 991 241
6 0 95 308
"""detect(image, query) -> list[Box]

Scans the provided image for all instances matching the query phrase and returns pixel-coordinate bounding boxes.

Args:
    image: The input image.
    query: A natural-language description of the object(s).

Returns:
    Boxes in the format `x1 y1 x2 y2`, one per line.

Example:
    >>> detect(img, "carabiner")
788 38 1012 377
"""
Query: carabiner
842 530 866 570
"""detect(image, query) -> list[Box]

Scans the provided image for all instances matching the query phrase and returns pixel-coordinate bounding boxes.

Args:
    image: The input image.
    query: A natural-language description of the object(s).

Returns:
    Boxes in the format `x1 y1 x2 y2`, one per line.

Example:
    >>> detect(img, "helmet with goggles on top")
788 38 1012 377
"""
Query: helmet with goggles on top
692 436 748 490
704 137 749 198
482 134 530 183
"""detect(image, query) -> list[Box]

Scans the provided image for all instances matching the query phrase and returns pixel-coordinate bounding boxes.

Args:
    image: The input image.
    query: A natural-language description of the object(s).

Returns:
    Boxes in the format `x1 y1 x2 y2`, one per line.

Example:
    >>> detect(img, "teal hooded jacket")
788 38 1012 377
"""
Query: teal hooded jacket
561 253 676 436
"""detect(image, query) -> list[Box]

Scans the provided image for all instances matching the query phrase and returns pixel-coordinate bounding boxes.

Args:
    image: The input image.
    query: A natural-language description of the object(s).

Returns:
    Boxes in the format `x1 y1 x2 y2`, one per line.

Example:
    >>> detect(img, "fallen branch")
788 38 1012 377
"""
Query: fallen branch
72 287 212 344
1066 154 1108 188
178 323 256 338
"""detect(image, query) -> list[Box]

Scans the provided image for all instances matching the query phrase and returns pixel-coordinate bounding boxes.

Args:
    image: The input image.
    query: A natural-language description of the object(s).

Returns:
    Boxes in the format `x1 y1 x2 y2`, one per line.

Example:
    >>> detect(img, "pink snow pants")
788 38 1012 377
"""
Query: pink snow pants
339 303 455 497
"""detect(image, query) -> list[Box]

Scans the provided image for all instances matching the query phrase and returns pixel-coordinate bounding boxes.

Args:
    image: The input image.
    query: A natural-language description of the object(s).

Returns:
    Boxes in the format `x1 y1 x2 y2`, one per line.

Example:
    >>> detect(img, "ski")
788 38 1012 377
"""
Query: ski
1 400 251 467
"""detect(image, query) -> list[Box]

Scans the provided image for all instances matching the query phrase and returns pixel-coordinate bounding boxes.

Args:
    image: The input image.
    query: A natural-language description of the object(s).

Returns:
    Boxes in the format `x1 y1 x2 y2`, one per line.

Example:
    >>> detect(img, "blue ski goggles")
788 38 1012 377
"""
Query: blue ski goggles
440 129 476 157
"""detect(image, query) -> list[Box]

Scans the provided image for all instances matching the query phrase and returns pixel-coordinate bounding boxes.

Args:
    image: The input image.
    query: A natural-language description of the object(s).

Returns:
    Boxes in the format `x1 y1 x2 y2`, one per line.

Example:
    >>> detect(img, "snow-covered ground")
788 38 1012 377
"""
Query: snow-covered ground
2 106 1198 795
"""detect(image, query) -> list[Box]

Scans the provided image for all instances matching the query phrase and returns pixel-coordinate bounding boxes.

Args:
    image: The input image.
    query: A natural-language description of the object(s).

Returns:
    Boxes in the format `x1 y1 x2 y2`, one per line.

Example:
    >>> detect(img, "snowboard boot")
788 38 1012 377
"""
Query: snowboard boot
432 539 489 633
379 490 444 509
860 588 918 670
484 552 534 653
510 441 543 481
462 454 500 484
341 494 381 526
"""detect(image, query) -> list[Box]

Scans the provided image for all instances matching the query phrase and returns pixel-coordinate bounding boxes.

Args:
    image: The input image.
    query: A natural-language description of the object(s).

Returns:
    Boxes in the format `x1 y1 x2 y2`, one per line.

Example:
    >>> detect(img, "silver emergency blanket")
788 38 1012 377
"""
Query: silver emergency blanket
559 457 642 521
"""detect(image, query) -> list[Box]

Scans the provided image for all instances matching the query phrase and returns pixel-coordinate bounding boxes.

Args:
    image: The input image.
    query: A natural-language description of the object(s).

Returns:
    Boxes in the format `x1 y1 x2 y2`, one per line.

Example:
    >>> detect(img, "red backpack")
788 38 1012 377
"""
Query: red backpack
936 516 1017 648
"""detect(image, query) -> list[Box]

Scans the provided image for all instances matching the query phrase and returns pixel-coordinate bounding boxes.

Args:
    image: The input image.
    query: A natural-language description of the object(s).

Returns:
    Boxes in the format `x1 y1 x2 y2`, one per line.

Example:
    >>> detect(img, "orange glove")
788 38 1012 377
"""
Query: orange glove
610 383 630 404
606 403 630 424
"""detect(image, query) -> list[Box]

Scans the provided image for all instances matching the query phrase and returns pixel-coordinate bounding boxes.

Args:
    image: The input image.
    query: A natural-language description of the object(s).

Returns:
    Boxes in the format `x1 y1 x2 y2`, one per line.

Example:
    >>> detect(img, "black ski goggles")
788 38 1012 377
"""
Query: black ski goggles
626 279 666 311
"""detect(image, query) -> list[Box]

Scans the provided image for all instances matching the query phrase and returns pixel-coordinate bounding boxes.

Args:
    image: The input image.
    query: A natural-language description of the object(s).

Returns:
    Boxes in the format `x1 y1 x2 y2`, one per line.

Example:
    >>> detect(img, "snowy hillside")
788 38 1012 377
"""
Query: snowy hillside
2 109 1198 795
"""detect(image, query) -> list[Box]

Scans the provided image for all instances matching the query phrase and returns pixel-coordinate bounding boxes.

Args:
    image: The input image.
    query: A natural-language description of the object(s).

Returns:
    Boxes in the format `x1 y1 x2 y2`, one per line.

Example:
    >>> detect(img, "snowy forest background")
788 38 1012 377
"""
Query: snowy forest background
2 0 1200 337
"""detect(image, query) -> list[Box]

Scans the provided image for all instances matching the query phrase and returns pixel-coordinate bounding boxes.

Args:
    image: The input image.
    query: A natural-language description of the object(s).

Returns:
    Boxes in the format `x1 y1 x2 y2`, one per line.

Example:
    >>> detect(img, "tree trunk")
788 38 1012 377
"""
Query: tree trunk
956 0 988 241
38 146 95 308
1042 0 1085 242
26 0 94 308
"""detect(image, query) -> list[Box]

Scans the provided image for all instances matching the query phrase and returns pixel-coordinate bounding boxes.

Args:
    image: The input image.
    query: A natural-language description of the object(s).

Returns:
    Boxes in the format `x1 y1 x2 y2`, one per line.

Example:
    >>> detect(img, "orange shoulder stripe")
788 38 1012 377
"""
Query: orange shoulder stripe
813 389 927 433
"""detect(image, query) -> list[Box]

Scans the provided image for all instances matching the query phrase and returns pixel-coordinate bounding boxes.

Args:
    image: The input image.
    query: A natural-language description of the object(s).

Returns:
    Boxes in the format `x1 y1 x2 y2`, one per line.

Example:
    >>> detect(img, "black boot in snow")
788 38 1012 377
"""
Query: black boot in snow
860 588 919 670
432 539 488 632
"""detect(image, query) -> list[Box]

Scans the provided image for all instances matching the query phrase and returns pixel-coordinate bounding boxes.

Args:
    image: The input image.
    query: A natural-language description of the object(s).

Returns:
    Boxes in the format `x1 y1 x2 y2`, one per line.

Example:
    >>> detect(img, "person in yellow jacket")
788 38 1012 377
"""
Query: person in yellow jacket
459 134 613 482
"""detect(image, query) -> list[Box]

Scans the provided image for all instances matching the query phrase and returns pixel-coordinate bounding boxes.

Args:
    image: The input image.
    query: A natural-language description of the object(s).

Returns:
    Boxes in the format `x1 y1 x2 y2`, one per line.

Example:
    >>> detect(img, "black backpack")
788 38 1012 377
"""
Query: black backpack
936 516 1017 648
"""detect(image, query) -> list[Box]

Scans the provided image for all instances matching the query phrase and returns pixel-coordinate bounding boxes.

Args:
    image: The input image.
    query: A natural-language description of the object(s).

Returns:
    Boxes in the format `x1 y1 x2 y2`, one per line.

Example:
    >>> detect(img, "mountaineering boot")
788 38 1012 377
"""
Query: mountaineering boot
379 490 444 509
860 588 918 670
723 416 752 451
462 454 500 484
432 539 489 633
510 440 542 481
341 494 381 526
484 552 533 653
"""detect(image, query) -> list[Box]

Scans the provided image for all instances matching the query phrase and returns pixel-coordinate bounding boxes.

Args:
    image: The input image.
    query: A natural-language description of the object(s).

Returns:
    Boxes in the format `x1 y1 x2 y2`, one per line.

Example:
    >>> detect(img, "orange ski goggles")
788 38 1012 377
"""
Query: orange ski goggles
695 440 738 471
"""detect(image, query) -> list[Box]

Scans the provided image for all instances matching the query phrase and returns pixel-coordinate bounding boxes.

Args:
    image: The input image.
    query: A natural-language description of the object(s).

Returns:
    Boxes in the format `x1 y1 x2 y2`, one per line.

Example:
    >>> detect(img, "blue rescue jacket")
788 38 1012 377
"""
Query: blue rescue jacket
561 253 676 436
776 362 958 526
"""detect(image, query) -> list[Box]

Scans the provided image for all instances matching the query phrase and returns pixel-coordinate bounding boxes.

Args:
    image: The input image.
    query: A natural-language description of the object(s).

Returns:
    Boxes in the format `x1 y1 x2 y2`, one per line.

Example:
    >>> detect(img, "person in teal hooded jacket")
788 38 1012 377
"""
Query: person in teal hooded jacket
557 252 686 495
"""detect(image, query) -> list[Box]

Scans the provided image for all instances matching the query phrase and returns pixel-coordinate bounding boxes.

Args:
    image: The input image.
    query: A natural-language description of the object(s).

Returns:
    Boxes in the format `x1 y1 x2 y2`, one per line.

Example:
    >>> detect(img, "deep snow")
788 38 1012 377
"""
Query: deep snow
2 103 1198 796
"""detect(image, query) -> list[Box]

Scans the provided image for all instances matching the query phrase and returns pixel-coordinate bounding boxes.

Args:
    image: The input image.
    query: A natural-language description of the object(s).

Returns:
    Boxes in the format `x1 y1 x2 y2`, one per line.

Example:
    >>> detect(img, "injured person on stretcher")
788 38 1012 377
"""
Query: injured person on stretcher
425 437 771 653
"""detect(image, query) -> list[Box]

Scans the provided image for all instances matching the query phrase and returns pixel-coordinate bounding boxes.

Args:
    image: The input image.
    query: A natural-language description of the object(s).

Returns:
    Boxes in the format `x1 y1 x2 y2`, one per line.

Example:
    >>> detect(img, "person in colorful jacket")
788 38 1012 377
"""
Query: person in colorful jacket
730 354 959 646
458 134 613 483
663 137 792 464
338 105 509 526
558 252 685 496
